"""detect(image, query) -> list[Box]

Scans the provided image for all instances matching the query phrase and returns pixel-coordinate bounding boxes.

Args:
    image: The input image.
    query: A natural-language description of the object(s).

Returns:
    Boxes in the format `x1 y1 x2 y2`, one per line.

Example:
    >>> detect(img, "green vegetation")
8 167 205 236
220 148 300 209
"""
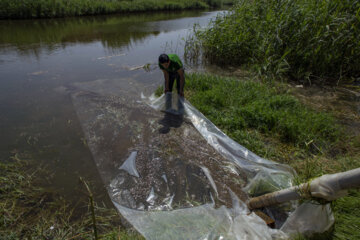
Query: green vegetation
0 154 143 240
0 0 226 19
332 190 360 239
185 0 360 84
179 72 360 239
185 73 341 151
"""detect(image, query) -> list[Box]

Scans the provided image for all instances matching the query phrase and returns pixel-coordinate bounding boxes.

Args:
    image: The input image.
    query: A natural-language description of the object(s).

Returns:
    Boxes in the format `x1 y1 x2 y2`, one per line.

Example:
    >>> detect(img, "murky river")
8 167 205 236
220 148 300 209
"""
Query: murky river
0 10 226 200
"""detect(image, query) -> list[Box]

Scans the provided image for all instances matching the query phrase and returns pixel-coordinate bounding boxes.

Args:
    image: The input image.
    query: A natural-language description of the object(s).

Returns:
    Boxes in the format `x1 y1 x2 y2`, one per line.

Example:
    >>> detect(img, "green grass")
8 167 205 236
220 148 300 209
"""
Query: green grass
179 72 360 239
332 190 360 240
185 73 341 152
185 0 360 84
0 153 144 240
0 0 228 19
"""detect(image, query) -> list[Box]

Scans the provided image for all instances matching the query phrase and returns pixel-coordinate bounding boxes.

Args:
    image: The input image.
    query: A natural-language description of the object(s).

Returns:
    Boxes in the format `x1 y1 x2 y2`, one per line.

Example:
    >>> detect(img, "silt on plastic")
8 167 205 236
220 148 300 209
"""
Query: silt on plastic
69 79 334 240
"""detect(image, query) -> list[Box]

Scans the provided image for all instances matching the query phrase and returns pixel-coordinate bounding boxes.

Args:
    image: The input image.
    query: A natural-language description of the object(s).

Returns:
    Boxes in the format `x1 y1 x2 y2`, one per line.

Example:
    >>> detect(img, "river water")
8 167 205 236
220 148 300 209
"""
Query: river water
0 11 228 201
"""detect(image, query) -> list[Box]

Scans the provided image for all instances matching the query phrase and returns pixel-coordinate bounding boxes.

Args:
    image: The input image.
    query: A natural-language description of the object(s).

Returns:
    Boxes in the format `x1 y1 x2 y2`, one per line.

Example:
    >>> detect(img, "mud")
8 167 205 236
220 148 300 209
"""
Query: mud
70 83 249 211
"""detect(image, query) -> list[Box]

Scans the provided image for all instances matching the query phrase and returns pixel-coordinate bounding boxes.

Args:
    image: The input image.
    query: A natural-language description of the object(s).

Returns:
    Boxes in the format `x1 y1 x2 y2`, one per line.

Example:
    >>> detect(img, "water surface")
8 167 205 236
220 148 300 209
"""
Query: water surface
0 10 225 200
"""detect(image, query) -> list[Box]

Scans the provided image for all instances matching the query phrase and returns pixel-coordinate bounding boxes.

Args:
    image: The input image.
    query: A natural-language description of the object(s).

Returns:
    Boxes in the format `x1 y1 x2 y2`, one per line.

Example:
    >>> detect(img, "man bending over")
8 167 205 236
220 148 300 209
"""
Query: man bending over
158 53 185 97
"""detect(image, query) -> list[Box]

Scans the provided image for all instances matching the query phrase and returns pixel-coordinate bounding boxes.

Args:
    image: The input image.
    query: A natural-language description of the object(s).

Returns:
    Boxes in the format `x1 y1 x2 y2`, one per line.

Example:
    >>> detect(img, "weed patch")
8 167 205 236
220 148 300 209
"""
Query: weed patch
185 0 360 84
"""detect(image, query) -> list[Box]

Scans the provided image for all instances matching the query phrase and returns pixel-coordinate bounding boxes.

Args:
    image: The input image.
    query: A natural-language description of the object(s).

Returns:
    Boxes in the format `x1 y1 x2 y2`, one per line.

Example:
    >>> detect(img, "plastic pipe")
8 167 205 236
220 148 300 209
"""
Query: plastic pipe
248 168 360 210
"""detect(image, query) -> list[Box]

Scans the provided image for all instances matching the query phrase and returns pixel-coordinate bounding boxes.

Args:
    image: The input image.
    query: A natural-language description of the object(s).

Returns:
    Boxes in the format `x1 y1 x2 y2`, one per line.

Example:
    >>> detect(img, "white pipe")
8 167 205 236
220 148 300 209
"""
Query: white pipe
248 168 360 209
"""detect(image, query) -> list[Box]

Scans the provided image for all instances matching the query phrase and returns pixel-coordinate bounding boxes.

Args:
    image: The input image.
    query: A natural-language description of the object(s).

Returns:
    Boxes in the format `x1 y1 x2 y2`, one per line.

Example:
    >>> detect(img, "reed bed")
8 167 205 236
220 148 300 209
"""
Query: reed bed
0 0 225 19
185 0 360 84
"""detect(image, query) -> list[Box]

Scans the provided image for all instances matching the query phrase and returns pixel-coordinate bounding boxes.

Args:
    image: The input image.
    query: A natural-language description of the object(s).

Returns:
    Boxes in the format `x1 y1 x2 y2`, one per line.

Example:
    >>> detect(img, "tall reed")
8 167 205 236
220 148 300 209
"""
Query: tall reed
186 0 360 84
0 0 227 19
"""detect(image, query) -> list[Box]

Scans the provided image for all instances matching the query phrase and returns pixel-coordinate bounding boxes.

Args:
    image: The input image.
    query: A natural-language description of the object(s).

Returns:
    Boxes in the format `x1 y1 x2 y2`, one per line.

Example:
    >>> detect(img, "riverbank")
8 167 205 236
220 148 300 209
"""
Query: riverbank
0 0 230 19
0 154 144 240
2 75 359 240
184 72 360 239
182 2 360 236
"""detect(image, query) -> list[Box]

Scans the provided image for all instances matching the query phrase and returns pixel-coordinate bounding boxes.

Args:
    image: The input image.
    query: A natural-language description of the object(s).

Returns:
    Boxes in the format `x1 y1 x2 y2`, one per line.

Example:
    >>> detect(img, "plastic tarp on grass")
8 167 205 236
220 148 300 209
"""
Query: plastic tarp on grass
69 78 334 240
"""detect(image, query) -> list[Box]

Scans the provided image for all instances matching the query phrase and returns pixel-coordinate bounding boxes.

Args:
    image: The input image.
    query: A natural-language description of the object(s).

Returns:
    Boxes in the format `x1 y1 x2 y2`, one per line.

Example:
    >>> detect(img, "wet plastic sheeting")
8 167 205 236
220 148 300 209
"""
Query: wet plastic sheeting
120 151 140 178
71 79 251 209
281 203 334 236
69 78 333 239
113 197 288 240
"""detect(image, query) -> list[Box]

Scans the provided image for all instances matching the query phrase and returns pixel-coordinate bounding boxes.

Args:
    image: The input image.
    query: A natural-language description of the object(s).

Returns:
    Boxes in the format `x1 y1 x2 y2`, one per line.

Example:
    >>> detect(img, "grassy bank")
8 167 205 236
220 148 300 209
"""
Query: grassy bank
181 72 360 239
185 0 360 84
0 153 143 240
0 0 226 19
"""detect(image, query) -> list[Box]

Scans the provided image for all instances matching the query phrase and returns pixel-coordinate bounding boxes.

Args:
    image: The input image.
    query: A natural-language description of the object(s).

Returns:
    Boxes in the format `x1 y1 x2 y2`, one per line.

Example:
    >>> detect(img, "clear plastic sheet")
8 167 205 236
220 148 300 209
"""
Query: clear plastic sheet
150 94 295 196
310 171 351 201
119 151 140 178
113 193 289 240
68 78 334 239
281 203 334 237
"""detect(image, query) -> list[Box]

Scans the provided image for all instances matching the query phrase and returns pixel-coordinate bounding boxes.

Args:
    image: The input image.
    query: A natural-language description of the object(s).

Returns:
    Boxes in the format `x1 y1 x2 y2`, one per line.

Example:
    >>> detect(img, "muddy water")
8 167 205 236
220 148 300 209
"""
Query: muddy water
0 11 227 203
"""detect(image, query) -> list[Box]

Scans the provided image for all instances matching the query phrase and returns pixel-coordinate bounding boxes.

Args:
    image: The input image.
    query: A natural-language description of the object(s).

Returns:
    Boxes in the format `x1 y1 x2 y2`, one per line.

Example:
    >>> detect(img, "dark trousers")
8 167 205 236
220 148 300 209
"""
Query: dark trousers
168 72 184 94
165 72 185 113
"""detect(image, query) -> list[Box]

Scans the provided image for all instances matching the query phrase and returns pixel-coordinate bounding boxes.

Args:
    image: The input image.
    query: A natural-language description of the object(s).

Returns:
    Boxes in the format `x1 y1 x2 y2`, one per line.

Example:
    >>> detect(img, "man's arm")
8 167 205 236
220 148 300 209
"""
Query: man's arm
162 70 170 93
177 68 185 97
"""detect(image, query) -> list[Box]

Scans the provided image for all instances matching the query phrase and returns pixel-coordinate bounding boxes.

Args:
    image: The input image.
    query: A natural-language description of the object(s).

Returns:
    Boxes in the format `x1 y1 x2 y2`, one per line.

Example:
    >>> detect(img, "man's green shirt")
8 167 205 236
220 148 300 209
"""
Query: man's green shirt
159 54 183 73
